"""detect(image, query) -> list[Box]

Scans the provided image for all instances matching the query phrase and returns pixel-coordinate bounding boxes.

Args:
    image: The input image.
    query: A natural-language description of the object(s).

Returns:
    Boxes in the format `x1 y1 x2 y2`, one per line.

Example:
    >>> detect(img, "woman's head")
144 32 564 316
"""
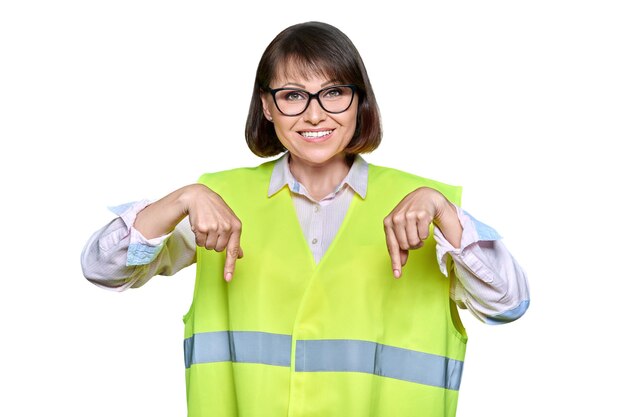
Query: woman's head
245 22 382 158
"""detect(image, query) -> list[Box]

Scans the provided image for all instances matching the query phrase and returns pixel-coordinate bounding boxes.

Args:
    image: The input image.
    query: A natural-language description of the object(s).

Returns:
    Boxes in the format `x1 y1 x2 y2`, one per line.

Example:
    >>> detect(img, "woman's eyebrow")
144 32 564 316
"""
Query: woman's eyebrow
277 80 341 89
278 82 306 89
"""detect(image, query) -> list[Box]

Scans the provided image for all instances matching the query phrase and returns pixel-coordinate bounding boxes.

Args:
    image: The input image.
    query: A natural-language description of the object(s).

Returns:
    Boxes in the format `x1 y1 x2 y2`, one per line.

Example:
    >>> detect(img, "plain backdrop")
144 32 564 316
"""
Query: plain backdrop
1 1 624 415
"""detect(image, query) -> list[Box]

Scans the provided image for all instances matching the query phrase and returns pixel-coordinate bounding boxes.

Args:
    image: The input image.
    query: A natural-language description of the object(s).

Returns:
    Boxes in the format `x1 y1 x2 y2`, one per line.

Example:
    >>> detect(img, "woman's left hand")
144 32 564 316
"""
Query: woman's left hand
383 187 462 278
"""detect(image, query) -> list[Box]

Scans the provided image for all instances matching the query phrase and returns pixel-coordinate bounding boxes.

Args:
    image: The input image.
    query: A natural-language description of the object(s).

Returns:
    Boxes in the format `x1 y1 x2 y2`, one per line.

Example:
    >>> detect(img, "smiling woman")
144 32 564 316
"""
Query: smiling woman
81 21 529 417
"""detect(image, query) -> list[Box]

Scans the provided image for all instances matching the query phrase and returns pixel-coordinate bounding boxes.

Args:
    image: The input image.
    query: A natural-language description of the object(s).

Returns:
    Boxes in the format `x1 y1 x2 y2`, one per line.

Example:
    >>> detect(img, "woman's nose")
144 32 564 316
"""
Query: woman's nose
302 97 326 125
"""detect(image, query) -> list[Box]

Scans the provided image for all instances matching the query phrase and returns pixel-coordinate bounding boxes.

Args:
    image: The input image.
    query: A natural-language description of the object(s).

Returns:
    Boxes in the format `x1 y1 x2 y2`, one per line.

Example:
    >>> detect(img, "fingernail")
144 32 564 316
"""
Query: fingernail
225 272 232 282
393 269 401 279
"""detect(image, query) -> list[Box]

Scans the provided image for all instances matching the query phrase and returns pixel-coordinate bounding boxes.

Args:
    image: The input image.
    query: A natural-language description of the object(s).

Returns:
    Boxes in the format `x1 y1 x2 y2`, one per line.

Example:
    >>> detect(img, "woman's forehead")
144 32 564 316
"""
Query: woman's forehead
271 58 336 85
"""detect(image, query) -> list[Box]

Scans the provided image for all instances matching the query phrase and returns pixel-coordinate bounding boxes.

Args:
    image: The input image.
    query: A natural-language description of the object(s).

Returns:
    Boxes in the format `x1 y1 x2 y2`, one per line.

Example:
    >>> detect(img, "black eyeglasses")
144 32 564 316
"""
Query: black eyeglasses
268 84 357 116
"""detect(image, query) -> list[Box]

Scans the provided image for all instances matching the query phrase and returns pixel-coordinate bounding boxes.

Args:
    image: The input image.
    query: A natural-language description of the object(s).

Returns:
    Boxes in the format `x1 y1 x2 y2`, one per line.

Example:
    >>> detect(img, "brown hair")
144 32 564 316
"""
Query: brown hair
245 22 382 157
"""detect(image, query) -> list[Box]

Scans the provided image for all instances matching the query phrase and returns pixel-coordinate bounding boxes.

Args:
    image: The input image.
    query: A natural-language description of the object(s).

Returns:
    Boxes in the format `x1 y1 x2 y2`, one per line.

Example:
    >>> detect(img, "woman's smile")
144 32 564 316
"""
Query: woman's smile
298 128 335 142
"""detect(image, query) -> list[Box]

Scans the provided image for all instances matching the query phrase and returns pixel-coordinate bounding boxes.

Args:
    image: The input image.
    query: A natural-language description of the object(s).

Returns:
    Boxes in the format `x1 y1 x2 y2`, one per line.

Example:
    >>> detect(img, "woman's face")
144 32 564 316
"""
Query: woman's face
261 63 358 168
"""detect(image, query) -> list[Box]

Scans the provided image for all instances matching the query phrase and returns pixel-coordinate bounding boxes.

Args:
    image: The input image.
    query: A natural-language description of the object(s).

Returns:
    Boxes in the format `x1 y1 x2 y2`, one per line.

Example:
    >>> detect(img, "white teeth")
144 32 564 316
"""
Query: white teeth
300 130 332 138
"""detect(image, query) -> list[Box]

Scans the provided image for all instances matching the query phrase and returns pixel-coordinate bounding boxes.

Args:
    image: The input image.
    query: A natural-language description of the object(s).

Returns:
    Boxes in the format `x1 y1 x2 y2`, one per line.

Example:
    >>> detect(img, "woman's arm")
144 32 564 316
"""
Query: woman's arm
80 200 197 290
81 184 245 289
434 208 530 324
384 188 529 323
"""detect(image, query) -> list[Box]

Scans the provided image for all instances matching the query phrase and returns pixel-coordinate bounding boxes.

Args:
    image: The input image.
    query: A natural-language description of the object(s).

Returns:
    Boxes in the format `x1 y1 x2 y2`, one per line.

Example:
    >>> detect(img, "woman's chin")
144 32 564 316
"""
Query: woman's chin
290 149 347 168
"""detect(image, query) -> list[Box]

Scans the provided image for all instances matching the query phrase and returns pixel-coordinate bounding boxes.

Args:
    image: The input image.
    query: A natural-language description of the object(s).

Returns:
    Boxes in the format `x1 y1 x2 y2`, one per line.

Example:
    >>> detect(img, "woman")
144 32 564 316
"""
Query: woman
82 21 529 417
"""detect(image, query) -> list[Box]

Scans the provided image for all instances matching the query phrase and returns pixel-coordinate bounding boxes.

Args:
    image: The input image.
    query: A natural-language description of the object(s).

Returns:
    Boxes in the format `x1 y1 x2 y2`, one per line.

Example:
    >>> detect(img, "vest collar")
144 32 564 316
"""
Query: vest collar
268 152 368 200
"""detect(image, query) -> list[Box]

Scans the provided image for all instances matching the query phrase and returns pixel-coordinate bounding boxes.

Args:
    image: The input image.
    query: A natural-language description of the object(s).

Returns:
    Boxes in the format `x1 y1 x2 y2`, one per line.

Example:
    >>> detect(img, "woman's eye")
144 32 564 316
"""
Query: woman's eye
284 91 307 101
322 88 343 99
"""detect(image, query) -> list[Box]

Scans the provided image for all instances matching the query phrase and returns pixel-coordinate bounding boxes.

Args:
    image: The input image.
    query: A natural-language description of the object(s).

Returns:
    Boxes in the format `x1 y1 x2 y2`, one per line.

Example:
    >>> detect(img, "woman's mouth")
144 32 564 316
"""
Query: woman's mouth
299 129 334 142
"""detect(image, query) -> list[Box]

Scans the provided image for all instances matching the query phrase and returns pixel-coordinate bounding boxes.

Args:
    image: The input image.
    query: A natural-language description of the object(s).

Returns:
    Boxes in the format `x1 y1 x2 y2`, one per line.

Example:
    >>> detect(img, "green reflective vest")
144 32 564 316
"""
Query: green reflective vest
183 160 467 417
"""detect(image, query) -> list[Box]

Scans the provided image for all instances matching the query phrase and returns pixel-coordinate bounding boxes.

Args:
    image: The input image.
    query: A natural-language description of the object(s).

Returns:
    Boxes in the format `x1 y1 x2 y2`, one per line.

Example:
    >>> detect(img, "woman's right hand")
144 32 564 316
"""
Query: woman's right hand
182 184 243 282
135 184 243 282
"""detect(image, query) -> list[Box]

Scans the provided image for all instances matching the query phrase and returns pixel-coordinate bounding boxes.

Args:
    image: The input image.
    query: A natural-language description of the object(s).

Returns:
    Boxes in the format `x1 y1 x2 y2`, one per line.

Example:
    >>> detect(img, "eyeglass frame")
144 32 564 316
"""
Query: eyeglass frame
266 84 358 117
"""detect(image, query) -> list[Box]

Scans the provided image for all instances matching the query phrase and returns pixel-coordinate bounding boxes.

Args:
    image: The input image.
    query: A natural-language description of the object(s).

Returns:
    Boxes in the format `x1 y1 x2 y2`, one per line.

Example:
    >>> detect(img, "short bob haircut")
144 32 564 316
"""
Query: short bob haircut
245 21 382 157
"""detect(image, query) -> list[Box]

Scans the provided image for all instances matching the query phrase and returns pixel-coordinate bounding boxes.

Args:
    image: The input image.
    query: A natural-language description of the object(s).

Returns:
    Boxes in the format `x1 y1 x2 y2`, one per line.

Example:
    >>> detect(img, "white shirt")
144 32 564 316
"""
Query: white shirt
81 154 529 324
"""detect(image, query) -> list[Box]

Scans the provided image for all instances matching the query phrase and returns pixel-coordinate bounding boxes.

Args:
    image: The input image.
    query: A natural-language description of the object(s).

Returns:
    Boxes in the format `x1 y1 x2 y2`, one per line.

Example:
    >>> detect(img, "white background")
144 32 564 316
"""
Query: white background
1 1 624 415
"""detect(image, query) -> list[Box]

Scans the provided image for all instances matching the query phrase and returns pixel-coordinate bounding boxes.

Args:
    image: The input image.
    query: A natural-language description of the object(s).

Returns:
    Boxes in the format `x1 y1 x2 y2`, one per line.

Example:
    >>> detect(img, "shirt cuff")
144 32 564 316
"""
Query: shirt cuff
434 206 502 276
108 200 172 266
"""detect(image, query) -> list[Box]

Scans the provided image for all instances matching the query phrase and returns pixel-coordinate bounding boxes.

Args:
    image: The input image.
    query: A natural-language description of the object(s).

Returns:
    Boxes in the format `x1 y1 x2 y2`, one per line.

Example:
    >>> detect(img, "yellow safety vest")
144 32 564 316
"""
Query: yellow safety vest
183 160 467 417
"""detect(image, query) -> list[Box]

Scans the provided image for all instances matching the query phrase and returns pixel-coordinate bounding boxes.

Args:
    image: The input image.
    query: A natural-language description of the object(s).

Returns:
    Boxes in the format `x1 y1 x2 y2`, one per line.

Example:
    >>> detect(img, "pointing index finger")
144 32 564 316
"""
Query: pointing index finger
385 224 403 279
223 234 243 282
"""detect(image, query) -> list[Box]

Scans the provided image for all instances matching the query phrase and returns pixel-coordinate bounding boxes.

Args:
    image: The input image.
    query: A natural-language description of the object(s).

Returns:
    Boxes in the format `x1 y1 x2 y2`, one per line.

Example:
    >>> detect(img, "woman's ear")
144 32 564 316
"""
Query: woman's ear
260 94 273 122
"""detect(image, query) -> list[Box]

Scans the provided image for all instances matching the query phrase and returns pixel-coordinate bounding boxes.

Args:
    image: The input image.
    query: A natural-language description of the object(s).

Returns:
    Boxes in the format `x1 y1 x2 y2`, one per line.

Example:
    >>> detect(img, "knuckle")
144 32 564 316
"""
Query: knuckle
214 241 226 252
408 236 420 246
194 232 206 244
220 222 232 233
392 214 404 223
416 210 432 222
383 216 393 228
195 221 217 233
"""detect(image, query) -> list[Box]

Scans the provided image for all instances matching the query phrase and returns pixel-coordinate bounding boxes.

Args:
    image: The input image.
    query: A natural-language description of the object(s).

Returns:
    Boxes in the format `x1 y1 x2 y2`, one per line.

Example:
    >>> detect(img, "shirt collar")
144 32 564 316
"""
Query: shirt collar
268 152 368 199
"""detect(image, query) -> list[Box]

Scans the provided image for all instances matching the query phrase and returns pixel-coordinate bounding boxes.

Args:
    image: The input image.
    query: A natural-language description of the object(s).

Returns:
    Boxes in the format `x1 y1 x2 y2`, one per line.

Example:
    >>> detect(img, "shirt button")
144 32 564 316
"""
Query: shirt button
312 238 318 244
314 205 320 213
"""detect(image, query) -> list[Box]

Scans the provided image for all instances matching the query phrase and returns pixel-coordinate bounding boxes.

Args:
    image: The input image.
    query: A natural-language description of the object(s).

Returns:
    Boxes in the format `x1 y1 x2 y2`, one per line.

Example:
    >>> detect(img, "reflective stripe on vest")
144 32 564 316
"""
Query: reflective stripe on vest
184 331 292 368
296 339 463 391
184 331 464 391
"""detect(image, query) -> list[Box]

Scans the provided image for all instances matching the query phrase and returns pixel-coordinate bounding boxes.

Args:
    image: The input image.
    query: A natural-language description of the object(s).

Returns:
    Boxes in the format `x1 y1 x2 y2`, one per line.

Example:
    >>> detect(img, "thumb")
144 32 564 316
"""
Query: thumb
400 249 408 267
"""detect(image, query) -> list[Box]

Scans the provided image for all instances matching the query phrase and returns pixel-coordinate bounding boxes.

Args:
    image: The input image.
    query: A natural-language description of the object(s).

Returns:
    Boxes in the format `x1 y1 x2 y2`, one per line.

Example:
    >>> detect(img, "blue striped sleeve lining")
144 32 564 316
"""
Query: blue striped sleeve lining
463 210 502 241
484 300 530 324
108 202 136 216
127 243 163 266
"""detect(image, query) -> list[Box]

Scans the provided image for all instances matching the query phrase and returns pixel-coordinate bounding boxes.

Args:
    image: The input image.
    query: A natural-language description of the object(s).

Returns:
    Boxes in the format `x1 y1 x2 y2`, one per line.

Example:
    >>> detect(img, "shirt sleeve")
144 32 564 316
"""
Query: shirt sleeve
433 206 530 324
80 200 197 291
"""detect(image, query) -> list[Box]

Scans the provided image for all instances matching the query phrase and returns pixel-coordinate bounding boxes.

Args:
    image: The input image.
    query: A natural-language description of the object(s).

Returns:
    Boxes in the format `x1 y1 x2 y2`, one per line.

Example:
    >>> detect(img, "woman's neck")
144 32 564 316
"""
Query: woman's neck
288 153 353 201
